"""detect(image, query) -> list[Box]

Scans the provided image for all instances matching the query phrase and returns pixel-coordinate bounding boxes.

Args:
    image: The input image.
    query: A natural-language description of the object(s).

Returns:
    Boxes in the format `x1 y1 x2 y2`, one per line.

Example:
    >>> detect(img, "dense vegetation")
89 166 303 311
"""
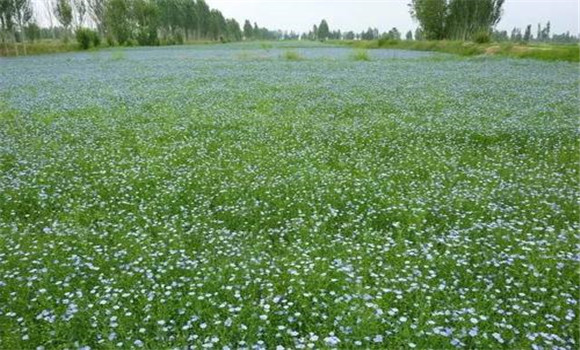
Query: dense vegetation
339 39 580 62
1 0 577 57
0 43 578 349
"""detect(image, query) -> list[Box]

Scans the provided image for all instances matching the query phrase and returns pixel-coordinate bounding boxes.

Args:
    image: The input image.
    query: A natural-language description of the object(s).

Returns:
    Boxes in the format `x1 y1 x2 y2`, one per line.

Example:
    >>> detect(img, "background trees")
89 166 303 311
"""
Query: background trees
409 0 504 40
317 19 329 40
1 0 578 56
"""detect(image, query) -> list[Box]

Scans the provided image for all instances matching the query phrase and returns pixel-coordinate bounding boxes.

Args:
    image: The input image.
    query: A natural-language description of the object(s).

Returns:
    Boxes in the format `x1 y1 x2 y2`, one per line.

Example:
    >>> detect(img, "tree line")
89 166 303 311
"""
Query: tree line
1 0 284 50
1 0 577 55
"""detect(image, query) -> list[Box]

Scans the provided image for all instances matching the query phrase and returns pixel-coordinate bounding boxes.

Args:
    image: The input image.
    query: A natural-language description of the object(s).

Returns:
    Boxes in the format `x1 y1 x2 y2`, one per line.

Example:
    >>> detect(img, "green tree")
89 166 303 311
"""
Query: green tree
523 24 531 42
226 18 241 41
410 0 504 40
445 0 504 40
317 19 329 40
409 0 447 40
87 0 106 34
414 27 423 40
55 0 73 41
105 0 131 44
243 19 252 39
405 30 413 40
134 0 159 45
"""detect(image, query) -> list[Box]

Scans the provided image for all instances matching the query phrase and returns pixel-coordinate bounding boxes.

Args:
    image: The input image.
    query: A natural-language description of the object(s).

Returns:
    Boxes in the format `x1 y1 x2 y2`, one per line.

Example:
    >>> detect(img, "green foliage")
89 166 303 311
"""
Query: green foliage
243 19 253 39
409 0 447 39
317 19 330 41
351 48 371 61
409 0 505 40
339 39 579 62
473 31 491 44
282 50 303 61
75 27 99 49
105 0 131 45
55 0 73 29
24 23 41 43
110 49 125 60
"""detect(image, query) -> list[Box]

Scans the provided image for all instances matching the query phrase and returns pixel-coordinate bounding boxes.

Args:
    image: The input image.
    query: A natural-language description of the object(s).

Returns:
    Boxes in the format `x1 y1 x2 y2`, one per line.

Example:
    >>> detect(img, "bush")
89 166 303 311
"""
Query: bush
106 34 116 47
91 31 101 47
351 49 371 61
76 28 100 49
282 50 303 61
473 31 491 44
378 38 399 47
76 28 92 49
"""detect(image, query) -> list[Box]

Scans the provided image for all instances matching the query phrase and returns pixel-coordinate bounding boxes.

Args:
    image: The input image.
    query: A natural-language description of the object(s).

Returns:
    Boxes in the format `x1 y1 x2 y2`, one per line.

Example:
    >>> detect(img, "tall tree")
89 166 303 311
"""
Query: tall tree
409 0 447 40
410 0 504 40
523 24 532 42
134 0 158 45
317 19 329 40
104 0 131 44
87 0 106 34
72 0 86 28
243 19 252 39
13 0 33 54
54 0 73 41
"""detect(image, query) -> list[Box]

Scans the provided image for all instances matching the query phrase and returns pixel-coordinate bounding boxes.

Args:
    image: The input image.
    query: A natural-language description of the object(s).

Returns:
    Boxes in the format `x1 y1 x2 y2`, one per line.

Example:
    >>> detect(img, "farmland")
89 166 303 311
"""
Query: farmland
0 43 578 349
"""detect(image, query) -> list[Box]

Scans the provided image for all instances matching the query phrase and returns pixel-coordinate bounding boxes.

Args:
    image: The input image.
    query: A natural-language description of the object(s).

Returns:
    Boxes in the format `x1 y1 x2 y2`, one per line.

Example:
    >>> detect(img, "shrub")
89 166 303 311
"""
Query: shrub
91 31 101 47
378 38 399 47
473 31 491 44
106 34 116 47
282 50 303 61
76 28 100 49
110 50 125 61
351 49 371 61
76 28 93 49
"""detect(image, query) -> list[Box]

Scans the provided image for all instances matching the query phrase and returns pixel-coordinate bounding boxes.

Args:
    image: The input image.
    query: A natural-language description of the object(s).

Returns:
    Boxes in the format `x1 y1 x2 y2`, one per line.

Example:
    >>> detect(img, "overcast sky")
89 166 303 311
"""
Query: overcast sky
205 0 579 35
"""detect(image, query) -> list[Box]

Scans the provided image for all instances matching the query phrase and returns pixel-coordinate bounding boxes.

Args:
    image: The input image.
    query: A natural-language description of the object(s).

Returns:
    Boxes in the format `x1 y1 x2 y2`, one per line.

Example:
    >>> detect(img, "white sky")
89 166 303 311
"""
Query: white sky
206 0 580 35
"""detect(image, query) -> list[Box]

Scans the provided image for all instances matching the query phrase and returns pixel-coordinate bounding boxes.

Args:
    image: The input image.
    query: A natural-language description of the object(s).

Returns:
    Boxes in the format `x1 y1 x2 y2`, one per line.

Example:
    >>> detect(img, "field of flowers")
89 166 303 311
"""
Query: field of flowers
0 43 578 349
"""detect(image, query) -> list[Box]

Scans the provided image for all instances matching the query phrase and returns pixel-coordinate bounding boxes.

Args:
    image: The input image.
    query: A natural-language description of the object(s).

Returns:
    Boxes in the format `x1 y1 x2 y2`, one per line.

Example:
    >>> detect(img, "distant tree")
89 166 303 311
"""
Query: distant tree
409 0 447 39
445 0 504 40
410 0 504 40
12 0 33 54
492 29 508 41
385 27 401 40
73 0 86 28
226 18 241 41
55 0 73 41
133 0 158 45
406 30 413 40
414 27 423 40
243 19 252 39
540 21 550 41
104 0 131 44
317 19 329 40
87 0 106 34
25 22 40 42
523 24 532 42
344 30 355 40
510 27 522 42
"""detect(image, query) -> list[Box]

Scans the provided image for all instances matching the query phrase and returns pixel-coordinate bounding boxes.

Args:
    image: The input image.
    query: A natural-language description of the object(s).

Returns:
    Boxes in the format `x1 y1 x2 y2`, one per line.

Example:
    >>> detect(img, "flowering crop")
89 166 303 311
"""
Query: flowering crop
0 44 578 349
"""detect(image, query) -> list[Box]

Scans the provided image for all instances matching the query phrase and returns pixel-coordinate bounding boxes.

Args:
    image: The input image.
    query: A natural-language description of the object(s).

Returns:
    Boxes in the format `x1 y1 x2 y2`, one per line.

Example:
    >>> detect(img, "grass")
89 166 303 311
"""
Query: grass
281 49 303 60
0 44 578 349
351 48 371 61
335 39 580 62
110 49 126 61
0 40 80 57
